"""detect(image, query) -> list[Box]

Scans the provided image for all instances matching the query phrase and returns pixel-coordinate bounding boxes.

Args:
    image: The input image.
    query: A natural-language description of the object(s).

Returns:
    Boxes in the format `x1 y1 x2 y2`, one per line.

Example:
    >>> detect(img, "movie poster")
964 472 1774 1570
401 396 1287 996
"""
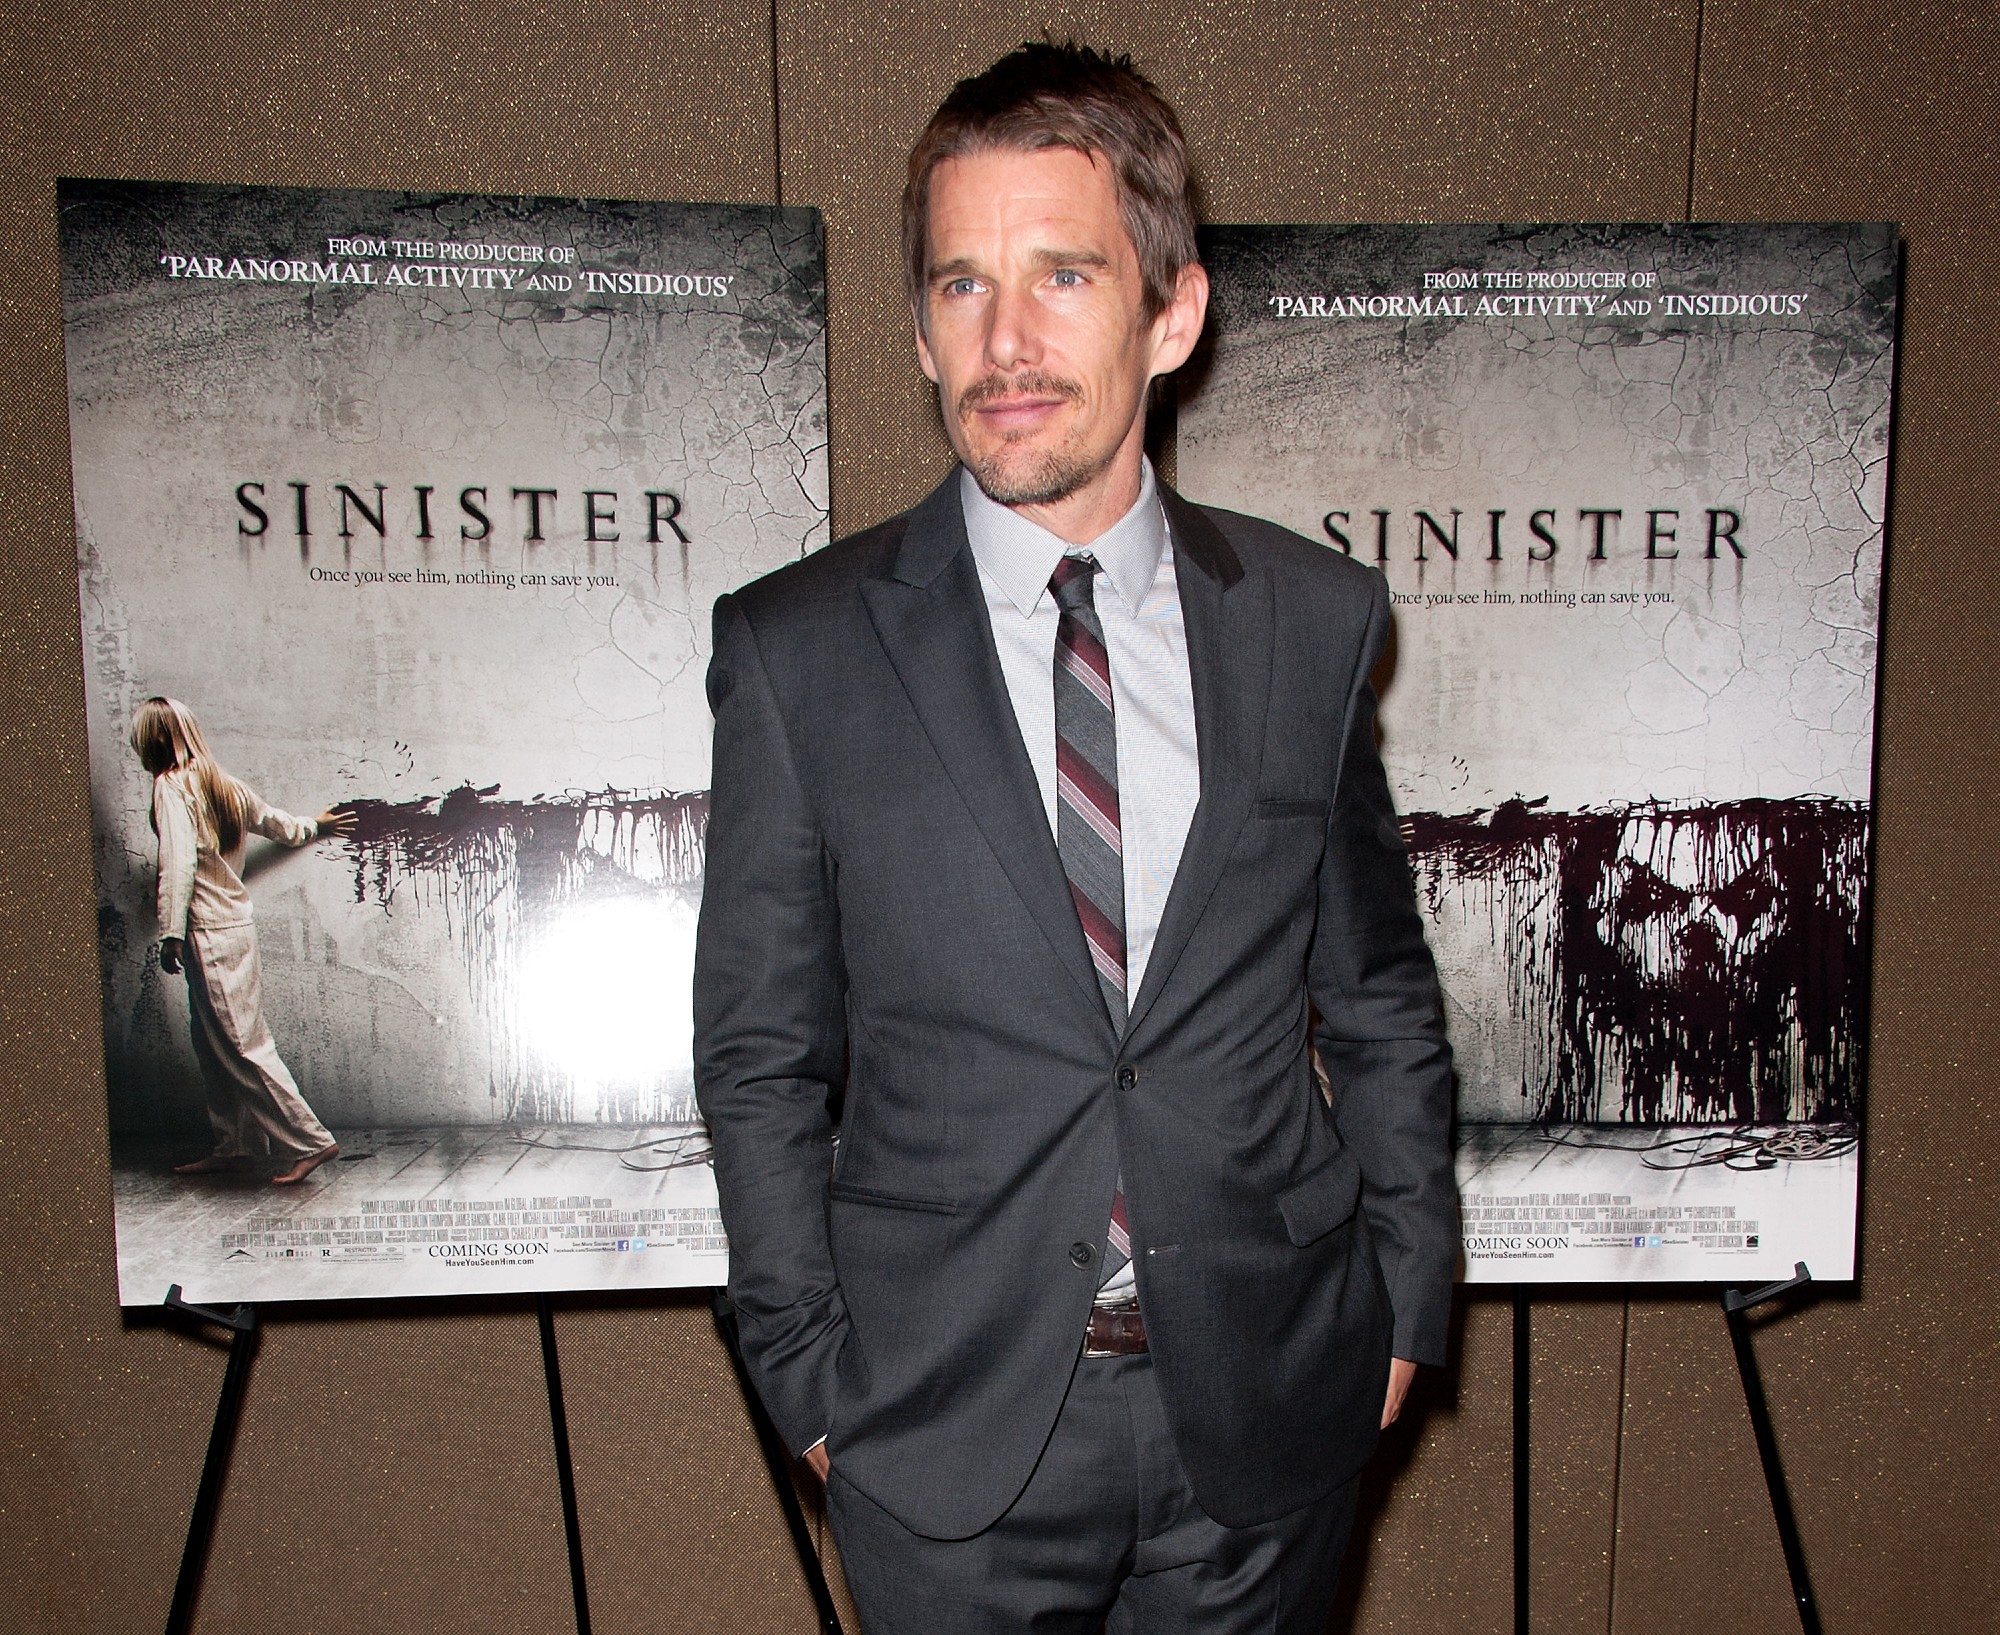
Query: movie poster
1180 223 1895 1282
60 180 827 1304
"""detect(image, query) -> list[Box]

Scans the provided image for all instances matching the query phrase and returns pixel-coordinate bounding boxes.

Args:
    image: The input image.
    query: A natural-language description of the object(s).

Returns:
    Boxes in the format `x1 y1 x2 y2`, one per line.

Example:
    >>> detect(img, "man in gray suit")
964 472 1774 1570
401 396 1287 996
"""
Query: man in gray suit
694 42 1456 1634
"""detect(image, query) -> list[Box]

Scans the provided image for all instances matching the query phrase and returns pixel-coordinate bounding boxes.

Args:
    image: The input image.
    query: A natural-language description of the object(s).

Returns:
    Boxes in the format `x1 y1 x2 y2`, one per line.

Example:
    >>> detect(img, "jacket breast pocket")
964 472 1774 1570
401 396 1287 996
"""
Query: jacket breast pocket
828 1179 961 1216
1253 796 1331 821
1275 1147 1362 1246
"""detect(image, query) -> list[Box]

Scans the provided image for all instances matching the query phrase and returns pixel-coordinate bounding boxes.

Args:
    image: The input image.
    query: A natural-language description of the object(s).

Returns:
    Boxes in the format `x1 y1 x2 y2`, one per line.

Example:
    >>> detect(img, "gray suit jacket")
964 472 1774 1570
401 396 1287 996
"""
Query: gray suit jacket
693 471 1456 1539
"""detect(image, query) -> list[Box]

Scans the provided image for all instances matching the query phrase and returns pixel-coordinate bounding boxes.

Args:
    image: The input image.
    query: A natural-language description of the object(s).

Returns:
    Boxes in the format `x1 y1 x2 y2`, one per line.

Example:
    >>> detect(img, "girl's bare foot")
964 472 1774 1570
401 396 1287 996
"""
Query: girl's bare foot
172 1153 252 1175
271 1145 339 1185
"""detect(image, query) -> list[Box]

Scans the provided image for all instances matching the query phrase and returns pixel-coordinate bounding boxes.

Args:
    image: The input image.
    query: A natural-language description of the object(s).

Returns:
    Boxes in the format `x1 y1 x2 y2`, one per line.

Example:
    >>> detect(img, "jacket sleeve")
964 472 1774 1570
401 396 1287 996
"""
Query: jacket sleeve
152 777 199 941
692 591 851 1456
1308 574 1459 1367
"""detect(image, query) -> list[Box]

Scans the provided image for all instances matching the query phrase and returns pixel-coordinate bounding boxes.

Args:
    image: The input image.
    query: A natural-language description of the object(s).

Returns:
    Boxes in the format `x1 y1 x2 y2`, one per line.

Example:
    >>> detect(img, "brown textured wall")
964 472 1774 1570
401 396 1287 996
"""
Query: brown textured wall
1607 4 2000 1631
2 1 1996 1632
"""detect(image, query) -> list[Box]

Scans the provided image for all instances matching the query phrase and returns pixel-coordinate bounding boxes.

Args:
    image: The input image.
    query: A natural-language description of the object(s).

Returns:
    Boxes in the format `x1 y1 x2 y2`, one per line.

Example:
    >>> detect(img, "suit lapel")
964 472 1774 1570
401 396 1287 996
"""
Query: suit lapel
859 473 1114 1031
1124 486 1272 1040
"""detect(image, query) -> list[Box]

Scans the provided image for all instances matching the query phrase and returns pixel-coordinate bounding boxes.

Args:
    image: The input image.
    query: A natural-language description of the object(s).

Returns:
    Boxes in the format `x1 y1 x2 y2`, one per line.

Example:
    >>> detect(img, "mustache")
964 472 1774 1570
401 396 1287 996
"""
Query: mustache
956 370 1084 419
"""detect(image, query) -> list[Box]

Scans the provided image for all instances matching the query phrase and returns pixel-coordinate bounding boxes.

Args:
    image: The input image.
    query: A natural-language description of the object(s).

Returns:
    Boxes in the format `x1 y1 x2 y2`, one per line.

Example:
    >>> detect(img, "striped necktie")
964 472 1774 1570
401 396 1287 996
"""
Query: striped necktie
1050 554 1132 1289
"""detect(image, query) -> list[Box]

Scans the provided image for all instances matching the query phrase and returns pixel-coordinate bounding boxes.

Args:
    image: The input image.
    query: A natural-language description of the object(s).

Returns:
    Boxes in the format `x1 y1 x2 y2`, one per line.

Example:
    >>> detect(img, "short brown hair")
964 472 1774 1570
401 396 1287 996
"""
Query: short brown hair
902 43 1199 325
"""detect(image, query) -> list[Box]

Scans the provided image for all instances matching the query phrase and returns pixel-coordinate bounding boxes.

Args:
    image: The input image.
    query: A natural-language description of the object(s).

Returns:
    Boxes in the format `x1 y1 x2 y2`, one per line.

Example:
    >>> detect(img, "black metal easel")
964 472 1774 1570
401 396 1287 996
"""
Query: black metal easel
1510 1266 1823 1635
163 1286 259 1635
537 1293 594 1635
161 1288 602 1635
711 1289 848 1635
1722 1263 1822 1635
160 1284 842 1634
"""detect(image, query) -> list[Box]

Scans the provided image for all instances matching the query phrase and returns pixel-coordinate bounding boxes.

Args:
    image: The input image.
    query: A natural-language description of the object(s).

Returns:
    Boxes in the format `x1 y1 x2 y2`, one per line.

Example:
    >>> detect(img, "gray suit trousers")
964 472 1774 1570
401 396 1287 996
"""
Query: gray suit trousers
826 1352 1360 1635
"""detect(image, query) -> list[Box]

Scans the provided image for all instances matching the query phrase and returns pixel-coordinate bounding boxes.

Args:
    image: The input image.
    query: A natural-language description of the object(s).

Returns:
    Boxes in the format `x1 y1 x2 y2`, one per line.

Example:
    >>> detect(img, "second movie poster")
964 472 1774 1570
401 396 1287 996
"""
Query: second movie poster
61 180 827 1305
1181 222 1896 1284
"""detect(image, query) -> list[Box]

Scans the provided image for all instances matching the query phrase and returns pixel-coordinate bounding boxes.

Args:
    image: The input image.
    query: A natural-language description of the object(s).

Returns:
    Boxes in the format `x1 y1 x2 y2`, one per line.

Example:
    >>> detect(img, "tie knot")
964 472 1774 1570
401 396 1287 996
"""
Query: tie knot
1049 554 1100 613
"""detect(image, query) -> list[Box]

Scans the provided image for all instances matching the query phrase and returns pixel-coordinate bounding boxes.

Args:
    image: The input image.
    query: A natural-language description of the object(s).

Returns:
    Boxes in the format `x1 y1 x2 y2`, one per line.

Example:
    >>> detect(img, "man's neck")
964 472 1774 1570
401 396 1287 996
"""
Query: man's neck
1005 427 1149 545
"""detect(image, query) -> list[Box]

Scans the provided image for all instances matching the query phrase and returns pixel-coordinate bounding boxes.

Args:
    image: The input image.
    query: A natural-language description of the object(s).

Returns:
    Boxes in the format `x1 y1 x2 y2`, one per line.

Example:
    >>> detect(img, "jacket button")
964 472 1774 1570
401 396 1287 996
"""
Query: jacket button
1117 1064 1139 1090
1069 1241 1096 1269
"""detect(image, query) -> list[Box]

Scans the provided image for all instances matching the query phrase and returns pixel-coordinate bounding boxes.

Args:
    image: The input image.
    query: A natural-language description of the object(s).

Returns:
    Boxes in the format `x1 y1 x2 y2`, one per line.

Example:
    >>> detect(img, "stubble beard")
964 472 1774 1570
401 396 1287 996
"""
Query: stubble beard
955 370 1108 509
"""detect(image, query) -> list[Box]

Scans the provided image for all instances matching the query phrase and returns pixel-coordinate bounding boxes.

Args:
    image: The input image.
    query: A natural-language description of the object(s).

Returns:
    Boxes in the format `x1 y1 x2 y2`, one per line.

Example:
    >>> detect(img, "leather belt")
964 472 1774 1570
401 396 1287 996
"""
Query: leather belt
1082 1302 1147 1357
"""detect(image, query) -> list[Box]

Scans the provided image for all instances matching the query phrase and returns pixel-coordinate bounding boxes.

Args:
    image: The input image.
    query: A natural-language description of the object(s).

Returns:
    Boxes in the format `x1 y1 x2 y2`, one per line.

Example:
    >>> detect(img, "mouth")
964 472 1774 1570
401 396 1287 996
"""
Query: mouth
959 372 1082 437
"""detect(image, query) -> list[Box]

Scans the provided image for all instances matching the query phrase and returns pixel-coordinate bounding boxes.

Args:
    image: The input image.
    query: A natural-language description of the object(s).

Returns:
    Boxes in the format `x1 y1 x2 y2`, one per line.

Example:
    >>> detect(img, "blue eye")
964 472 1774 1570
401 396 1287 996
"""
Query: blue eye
1051 268 1081 287
945 277 979 296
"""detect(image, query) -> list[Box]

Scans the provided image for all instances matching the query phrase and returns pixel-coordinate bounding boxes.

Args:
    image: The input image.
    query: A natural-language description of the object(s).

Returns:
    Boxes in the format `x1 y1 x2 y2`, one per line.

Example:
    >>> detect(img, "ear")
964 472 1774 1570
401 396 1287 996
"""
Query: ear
1146 261 1210 380
913 302 940 384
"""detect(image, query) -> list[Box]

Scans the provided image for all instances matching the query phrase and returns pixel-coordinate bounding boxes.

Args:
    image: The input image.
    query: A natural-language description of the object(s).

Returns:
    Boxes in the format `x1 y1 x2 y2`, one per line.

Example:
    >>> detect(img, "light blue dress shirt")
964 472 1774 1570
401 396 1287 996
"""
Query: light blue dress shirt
960 460 1202 1305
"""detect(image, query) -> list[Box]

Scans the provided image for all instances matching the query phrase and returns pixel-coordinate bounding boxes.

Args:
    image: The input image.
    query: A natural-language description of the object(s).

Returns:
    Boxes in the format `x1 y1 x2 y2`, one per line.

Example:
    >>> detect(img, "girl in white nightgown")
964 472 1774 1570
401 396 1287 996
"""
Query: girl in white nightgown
129 697 351 1185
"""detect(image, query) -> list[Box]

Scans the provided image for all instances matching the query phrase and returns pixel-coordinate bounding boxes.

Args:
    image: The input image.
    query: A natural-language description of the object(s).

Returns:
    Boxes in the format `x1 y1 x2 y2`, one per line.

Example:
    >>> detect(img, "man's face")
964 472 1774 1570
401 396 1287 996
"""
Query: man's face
915 144 1198 512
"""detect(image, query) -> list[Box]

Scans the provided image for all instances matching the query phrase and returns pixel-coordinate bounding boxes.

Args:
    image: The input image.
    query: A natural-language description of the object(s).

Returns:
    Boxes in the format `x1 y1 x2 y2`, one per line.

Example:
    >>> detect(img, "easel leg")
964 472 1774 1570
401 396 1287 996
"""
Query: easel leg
1721 1266 1822 1635
711 1289 847 1635
537 1293 593 1635
164 1287 259 1635
1513 1284 1530 1635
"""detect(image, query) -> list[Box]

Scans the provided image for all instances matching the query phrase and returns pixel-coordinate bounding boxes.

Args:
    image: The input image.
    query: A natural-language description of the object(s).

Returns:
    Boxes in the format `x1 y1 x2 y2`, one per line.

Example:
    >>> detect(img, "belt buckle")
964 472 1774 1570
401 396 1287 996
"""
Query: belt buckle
1083 1299 1146 1358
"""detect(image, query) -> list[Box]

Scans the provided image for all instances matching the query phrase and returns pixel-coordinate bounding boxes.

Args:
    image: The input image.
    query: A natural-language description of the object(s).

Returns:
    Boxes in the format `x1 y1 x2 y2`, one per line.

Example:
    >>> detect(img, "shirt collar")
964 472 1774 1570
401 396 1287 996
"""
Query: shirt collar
959 459 1167 619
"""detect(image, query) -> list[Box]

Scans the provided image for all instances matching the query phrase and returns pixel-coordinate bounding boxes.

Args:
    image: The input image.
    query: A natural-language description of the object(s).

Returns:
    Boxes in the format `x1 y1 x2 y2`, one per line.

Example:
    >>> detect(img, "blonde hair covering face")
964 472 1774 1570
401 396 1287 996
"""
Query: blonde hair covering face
128 696 251 853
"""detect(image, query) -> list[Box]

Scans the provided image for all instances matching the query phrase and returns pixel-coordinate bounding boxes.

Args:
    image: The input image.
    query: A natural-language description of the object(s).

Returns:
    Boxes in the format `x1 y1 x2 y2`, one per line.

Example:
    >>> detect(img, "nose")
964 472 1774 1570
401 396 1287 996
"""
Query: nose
983 279 1043 373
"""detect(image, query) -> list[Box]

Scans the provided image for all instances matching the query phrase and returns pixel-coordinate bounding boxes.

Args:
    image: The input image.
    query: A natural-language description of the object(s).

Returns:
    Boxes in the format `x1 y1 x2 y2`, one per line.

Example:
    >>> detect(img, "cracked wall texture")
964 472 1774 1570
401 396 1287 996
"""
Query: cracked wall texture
1186 223 1895 812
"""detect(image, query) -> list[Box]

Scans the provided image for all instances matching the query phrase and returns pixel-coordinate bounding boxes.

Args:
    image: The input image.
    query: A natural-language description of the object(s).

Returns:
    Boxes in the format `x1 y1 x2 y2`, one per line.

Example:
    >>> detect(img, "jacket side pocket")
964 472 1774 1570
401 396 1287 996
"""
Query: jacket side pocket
828 1179 961 1216
1275 1147 1362 1245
